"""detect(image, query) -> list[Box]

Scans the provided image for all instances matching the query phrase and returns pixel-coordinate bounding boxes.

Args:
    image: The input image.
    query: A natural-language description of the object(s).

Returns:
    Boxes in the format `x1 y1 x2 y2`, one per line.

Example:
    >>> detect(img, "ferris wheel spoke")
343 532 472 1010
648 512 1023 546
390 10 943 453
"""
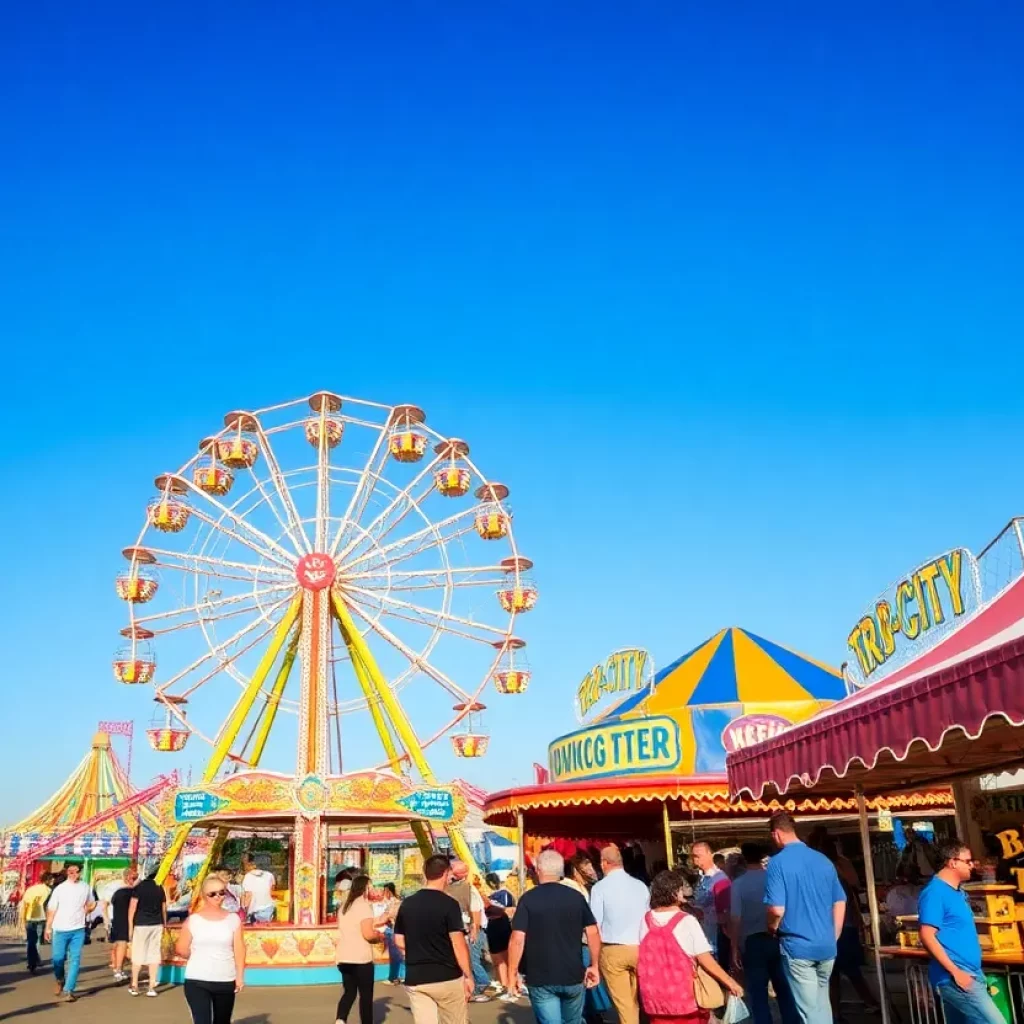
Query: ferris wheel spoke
251 423 312 555
185 501 296 570
344 599 475 704
132 582 298 628
334 452 444 564
154 598 290 697
346 565 510 591
313 407 332 551
246 469 310 557
344 584 508 641
341 505 479 574
328 423 392 558
144 548 294 580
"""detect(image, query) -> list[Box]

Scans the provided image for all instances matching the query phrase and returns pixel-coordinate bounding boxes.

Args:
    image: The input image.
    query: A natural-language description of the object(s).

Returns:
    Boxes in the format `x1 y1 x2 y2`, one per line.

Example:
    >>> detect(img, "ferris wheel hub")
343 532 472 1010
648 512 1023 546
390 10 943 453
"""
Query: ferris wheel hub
296 552 337 592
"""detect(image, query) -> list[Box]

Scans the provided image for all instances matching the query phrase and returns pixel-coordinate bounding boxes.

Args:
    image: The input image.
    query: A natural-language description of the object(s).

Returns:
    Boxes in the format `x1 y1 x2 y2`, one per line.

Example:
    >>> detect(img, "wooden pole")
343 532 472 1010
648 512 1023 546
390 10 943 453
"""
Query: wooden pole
856 786 891 1024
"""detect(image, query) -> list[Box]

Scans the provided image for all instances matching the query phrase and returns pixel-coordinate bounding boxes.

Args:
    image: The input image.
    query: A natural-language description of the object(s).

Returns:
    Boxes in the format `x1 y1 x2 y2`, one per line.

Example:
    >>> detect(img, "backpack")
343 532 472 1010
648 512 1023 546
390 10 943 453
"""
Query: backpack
637 911 700 1017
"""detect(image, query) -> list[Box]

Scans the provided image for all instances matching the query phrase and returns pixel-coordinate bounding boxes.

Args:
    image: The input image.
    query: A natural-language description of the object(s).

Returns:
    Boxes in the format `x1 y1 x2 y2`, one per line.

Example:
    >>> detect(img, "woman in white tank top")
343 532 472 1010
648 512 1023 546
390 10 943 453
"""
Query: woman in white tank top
174 876 246 1024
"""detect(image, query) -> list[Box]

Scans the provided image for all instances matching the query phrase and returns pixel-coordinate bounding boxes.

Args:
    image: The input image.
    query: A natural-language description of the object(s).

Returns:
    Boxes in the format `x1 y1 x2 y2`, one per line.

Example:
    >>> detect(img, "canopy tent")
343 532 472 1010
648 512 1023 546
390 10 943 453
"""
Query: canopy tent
1 731 169 858
484 773 954 838
599 626 848 772
728 571 1024 801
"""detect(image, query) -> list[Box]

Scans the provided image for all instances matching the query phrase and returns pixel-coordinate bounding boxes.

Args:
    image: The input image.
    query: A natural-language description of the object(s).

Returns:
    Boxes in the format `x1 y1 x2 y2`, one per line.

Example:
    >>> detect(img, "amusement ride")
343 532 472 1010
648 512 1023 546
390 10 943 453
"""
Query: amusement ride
113 390 535 942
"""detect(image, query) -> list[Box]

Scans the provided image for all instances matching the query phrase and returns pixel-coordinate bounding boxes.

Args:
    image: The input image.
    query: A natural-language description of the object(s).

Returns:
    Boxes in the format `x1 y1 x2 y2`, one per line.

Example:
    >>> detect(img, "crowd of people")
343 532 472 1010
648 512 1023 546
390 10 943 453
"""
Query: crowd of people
11 820 1007 1024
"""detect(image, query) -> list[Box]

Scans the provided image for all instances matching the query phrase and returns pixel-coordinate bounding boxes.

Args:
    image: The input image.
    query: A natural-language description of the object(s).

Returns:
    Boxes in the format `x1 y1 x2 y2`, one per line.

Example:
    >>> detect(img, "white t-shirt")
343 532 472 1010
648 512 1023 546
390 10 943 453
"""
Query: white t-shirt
48 880 94 932
185 913 241 983
242 870 275 912
639 909 712 958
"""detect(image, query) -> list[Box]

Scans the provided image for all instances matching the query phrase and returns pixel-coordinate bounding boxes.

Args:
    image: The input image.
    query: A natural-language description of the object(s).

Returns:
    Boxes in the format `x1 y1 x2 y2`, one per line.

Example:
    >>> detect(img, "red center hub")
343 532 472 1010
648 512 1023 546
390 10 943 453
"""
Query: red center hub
295 553 337 592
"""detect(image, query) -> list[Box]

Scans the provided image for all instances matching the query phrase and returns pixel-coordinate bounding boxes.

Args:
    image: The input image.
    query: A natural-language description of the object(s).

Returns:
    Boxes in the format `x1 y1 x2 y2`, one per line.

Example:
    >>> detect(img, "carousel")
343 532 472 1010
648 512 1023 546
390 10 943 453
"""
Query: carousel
113 390 535 984
484 629 956 869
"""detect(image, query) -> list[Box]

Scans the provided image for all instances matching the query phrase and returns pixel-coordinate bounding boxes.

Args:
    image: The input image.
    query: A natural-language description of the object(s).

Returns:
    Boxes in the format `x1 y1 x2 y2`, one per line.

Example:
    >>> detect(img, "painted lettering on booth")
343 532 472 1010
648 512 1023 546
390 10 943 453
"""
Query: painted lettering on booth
847 550 971 681
548 716 680 782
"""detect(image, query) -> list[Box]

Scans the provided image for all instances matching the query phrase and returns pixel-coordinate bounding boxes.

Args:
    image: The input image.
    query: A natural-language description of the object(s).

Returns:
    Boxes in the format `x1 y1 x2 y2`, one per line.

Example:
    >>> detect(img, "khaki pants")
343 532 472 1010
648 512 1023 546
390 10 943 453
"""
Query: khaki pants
406 978 468 1024
600 944 640 1024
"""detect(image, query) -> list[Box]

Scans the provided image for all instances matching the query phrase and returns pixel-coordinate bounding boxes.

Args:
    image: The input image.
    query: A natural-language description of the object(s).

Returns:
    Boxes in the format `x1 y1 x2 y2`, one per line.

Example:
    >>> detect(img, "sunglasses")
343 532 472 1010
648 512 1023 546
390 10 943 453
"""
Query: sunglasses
206 889 227 897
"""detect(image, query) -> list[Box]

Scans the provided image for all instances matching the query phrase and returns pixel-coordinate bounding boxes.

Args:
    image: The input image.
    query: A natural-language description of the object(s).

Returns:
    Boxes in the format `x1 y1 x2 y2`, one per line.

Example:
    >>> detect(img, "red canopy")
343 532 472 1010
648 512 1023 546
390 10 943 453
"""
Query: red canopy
728 573 1024 800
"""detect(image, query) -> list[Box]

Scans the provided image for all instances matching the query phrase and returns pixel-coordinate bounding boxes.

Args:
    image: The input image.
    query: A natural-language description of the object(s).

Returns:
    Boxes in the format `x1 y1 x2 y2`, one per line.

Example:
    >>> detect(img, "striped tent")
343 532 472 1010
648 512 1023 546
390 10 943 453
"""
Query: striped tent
600 627 846 773
1 731 169 858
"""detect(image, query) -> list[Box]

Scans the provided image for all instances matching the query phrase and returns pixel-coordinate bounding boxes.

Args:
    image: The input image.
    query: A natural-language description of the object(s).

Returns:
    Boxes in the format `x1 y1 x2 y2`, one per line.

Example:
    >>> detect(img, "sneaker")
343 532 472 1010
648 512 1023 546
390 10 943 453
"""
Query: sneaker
499 992 520 1003
62 993 77 1003
470 994 492 1003
146 989 159 998
489 981 503 991
128 988 140 997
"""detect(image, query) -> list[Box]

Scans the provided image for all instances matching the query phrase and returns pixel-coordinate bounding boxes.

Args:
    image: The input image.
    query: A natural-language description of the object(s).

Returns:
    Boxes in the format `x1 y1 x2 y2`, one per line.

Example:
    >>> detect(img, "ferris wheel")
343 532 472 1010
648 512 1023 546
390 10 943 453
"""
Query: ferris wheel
114 391 536 806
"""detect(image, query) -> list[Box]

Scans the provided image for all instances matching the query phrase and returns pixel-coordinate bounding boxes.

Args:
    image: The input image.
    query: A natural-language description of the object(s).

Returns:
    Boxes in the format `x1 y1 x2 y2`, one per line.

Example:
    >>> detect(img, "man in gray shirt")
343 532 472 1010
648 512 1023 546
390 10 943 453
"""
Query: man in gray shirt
730 843 798 1024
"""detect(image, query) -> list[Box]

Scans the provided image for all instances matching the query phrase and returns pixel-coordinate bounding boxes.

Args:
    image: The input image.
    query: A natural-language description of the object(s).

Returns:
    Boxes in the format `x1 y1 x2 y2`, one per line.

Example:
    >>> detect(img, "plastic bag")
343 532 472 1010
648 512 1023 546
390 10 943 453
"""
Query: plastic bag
723 995 751 1024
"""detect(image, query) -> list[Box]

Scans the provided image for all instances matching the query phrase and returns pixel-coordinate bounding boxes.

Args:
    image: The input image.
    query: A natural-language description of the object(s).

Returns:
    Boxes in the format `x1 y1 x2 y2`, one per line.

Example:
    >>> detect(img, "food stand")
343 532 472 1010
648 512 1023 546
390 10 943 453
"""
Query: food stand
728 519 1024 1024
484 630 954 875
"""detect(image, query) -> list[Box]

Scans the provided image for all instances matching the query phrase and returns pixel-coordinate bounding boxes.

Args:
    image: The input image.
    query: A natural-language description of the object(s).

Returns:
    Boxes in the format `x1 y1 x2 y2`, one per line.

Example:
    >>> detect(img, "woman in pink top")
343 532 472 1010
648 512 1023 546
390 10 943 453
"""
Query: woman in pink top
336 875 384 1024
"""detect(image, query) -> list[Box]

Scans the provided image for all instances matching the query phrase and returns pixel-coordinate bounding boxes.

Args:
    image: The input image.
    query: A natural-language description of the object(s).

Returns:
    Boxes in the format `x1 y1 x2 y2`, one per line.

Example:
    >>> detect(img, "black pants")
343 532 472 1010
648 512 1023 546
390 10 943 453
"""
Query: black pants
337 961 375 1024
26 922 44 972
183 979 236 1024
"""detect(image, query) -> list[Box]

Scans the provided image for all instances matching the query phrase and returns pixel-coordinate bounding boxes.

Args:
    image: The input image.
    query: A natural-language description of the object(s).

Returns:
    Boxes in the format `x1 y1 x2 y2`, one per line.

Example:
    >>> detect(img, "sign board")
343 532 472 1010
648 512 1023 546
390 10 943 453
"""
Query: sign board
395 788 456 821
174 789 229 823
844 548 982 689
575 647 654 723
720 714 793 753
548 716 681 783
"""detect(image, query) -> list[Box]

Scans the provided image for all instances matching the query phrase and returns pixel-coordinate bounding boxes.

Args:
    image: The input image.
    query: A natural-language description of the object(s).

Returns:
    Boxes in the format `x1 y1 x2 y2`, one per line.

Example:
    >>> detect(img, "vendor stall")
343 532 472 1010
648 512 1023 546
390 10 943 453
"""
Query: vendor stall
484 629 953 876
728 518 1024 1024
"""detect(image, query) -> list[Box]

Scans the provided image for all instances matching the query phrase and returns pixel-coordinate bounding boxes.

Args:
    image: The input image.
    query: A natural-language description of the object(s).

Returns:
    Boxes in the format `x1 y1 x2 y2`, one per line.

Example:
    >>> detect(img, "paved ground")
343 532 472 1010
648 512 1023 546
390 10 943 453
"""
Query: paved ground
0 940 908 1024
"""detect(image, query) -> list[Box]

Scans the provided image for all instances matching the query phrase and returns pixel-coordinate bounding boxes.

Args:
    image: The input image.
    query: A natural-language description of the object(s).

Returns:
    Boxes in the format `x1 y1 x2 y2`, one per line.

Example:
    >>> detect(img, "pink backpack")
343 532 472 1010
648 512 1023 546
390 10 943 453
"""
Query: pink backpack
637 911 699 1017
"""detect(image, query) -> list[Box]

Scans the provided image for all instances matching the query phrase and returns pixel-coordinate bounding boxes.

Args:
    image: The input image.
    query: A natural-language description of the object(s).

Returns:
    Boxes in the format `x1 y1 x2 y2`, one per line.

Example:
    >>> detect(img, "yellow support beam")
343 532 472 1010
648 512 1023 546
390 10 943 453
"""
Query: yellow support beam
249 626 301 766
332 594 482 874
156 595 303 883
333 594 433 858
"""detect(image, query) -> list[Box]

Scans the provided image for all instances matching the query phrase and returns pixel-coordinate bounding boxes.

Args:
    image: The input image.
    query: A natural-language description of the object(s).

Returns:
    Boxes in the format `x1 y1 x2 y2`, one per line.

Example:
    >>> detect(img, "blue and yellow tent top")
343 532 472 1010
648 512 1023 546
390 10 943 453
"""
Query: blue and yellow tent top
598 627 845 774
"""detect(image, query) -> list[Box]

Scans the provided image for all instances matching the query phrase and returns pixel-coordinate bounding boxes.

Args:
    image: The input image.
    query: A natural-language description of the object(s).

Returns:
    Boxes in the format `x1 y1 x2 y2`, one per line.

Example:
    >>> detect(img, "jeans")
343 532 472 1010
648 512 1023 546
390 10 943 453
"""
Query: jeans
781 954 834 1024
52 928 86 994
469 930 490 994
385 927 405 981
937 979 1007 1024
528 983 586 1024
744 933 799 1024
248 906 275 924
26 921 45 972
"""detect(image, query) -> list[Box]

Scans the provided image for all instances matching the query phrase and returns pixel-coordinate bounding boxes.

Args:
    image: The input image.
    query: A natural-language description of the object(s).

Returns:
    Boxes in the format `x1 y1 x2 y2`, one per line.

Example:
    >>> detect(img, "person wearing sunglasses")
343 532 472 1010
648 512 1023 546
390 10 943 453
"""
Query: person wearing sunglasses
174 876 247 1024
918 841 1003 1024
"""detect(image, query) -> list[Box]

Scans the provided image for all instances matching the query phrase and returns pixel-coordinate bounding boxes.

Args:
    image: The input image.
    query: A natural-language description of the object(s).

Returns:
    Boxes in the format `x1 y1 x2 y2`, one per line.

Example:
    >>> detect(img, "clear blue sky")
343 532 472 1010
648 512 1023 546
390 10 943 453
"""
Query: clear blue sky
2 2 1023 821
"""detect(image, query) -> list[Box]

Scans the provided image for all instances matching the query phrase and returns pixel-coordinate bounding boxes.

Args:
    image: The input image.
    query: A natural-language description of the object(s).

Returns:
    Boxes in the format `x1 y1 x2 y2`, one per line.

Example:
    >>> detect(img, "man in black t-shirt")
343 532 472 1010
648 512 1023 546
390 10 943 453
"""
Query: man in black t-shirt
394 854 474 1024
128 871 166 997
508 850 602 1024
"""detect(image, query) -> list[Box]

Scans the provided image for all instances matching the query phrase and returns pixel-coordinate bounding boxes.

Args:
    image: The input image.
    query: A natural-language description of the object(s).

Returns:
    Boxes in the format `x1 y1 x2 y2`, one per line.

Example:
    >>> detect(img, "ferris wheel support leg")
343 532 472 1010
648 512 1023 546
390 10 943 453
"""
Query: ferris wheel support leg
249 627 301 766
155 596 304 884
187 828 230 912
332 595 484 877
332 595 433 859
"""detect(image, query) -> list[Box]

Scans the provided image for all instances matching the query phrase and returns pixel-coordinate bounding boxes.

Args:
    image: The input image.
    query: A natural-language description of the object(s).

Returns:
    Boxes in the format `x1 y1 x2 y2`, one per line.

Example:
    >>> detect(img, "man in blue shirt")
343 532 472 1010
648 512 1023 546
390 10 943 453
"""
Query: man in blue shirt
764 812 847 1024
918 841 1003 1024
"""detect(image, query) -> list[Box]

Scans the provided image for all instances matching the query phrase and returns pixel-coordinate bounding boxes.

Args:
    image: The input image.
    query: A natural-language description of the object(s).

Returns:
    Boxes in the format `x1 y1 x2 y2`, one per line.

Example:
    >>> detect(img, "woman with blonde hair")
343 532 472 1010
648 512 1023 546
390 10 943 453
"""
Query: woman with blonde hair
174 875 246 1024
